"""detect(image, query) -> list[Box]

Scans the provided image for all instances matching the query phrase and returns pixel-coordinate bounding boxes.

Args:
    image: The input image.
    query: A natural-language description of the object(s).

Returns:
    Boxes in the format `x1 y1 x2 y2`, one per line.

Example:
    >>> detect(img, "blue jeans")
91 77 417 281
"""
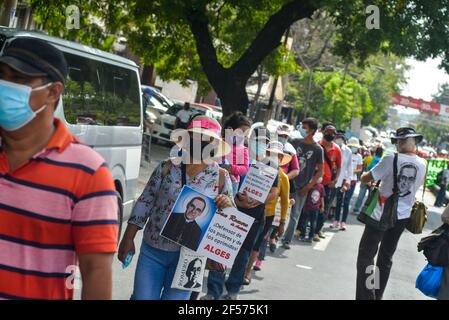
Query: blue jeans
316 186 337 234
435 185 447 206
206 247 251 298
353 183 368 213
131 241 191 300
299 210 319 239
283 193 307 244
335 183 357 223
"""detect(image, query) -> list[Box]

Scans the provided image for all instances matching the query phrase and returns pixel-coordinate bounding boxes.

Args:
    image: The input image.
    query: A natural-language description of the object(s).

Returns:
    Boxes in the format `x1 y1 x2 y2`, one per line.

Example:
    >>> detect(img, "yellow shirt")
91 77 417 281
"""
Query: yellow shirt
265 170 290 220
363 155 373 169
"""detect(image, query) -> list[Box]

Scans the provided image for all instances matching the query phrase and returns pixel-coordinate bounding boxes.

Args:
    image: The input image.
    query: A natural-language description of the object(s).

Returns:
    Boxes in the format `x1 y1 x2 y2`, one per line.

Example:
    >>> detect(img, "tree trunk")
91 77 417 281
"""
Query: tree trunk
0 0 17 27
186 0 317 120
141 64 156 86
218 83 249 120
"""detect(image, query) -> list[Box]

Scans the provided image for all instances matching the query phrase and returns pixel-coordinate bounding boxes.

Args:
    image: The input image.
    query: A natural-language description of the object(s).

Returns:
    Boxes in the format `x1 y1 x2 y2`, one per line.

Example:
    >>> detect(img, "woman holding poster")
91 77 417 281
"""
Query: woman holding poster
118 116 235 300
202 126 279 300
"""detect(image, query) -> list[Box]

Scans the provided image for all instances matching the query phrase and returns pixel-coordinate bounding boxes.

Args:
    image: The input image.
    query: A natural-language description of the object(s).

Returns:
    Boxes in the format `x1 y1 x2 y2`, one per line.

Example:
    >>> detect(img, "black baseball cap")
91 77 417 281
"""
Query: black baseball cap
0 37 67 83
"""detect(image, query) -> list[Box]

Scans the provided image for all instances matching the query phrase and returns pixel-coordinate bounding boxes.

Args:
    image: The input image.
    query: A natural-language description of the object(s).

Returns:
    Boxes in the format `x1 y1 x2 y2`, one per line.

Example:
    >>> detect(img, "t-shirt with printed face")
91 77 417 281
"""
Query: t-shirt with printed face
290 139 324 190
304 183 325 212
370 152 427 220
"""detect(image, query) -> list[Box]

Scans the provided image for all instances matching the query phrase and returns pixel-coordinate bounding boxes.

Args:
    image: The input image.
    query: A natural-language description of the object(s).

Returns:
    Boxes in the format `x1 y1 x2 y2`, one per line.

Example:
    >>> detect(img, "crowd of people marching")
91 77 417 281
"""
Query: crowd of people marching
121 107 435 300
1 37 447 301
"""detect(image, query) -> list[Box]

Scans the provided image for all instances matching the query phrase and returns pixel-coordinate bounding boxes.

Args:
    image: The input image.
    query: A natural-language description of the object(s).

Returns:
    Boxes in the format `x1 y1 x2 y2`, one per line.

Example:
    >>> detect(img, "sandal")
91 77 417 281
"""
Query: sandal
243 277 251 285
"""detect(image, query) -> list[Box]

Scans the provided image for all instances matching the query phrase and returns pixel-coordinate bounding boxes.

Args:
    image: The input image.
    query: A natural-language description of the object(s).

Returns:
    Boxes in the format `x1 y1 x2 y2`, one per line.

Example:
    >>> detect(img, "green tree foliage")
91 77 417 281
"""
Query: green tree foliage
25 0 449 118
432 83 449 105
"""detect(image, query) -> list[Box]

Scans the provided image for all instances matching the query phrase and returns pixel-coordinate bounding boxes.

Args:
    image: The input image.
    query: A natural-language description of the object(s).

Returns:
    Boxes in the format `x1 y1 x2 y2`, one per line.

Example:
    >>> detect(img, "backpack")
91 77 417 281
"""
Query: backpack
418 224 449 267
407 201 428 234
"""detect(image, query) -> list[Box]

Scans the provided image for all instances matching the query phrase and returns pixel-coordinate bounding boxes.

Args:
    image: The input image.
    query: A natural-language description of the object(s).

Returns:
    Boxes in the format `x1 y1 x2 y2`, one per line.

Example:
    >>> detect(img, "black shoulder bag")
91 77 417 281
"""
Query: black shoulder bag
323 150 337 181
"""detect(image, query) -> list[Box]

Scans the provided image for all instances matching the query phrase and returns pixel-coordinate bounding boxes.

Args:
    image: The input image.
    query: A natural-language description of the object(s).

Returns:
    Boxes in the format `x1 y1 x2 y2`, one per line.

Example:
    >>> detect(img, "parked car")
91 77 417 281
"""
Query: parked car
151 102 223 144
141 85 174 109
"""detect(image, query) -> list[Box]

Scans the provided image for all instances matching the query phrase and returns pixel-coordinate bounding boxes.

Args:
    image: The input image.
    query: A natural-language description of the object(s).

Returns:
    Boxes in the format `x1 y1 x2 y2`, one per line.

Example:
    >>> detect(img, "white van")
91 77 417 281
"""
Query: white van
0 28 143 237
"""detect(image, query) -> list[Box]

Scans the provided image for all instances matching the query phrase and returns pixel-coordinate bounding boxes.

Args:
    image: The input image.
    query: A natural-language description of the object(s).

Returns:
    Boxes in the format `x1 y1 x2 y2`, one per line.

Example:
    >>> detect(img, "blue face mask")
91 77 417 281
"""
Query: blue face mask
299 127 308 138
0 79 52 131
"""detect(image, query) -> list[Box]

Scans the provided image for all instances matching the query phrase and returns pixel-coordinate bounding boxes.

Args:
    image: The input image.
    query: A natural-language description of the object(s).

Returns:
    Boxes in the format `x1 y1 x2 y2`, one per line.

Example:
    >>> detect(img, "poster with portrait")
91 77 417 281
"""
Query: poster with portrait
171 247 207 292
160 186 216 251
239 161 278 203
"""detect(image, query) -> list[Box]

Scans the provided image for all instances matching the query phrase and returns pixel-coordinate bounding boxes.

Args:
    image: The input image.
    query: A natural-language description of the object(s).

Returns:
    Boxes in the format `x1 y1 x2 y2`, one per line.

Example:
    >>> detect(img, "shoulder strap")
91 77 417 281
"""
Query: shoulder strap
323 147 333 169
393 152 398 194
181 162 187 187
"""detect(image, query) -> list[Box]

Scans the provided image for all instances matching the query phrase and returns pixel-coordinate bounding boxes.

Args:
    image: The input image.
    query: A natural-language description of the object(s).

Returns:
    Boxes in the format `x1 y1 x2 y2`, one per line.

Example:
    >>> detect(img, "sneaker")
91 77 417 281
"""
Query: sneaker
243 277 251 285
318 232 326 239
299 237 306 242
330 221 339 229
313 235 321 242
306 238 313 243
269 242 277 253
340 222 347 231
282 242 291 249
222 293 238 300
200 294 216 300
294 230 301 238
254 259 262 271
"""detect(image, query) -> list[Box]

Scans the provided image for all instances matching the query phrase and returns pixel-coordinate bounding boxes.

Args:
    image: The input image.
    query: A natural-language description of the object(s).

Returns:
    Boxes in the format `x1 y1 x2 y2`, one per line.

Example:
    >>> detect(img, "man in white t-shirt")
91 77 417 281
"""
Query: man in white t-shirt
333 137 364 230
331 132 353 230
356 127 427 300
176 102 192 129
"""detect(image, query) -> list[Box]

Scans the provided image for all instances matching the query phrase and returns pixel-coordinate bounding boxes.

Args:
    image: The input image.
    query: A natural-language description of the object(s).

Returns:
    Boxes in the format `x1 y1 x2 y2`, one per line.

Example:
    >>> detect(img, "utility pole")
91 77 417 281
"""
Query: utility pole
264 27 290 125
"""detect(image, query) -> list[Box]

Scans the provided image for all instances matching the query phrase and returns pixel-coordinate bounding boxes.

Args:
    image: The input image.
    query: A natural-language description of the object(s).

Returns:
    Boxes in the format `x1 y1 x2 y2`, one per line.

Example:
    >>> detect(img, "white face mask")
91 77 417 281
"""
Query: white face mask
351 147 358 154
335 139 344 147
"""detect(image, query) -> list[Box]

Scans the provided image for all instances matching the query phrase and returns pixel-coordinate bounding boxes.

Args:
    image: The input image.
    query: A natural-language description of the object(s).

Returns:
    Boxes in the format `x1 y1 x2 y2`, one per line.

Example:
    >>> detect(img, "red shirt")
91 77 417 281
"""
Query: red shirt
320 141 342 186
280 154 299 175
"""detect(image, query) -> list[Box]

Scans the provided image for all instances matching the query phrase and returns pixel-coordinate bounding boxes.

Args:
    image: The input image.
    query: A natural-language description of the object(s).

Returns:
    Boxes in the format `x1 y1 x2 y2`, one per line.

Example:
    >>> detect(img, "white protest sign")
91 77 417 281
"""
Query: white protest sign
239 161 278 203
171 247 207 292
197 207 255 268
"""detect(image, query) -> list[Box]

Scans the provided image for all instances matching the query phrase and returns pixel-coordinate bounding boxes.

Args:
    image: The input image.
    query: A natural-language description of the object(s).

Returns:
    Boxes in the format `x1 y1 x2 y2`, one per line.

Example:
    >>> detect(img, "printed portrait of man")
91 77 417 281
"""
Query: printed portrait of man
183 258 203 289
161 196 207 251
398 163 418 198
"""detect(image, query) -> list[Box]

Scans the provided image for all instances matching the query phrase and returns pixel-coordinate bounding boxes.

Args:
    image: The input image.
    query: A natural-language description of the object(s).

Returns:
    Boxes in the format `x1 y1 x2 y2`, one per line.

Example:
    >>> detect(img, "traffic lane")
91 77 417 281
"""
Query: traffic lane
237 193 441 300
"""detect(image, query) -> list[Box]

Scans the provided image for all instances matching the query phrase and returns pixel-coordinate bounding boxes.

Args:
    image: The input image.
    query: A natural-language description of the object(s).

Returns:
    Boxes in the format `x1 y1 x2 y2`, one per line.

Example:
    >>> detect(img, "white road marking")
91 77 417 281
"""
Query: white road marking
313 232 335 251
295 264 313 270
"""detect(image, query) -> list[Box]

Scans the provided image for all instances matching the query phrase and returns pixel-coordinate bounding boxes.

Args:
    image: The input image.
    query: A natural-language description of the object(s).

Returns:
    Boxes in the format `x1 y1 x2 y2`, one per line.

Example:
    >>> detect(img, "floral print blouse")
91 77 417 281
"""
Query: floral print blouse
128 160 234 252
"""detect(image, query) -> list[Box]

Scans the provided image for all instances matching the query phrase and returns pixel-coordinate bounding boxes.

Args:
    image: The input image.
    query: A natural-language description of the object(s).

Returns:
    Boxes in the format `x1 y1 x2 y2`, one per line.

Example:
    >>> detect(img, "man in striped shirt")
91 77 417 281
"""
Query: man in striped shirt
0 37 118 299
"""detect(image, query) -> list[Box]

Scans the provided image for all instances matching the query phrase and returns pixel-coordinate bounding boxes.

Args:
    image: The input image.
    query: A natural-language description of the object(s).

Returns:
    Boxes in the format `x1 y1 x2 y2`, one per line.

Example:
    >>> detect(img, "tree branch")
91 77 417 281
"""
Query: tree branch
230 0 317 80
185 4 227 90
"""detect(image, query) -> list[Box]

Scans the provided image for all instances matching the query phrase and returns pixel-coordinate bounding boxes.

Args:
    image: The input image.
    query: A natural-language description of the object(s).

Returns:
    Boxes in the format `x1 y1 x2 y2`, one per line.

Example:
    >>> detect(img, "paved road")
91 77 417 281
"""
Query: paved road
77 142 443 300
